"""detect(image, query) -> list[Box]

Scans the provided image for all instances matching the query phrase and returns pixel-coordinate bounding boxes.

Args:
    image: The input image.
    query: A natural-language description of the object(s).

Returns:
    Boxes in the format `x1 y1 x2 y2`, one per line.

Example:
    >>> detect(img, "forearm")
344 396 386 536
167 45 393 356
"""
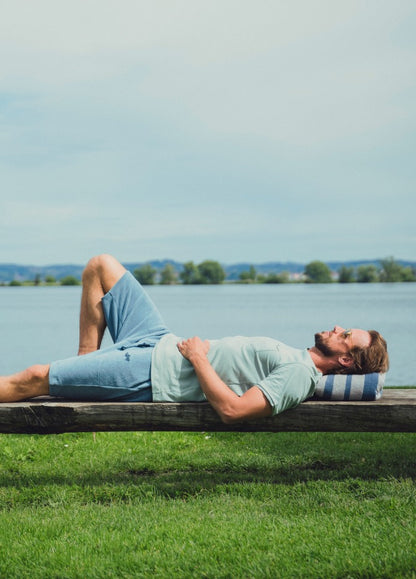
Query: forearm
187 353 241 423
177 337 272 424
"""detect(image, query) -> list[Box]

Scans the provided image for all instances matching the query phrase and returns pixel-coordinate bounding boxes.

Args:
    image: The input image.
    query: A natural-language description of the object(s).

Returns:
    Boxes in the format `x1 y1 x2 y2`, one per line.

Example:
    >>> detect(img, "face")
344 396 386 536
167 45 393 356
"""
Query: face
314 326 371 358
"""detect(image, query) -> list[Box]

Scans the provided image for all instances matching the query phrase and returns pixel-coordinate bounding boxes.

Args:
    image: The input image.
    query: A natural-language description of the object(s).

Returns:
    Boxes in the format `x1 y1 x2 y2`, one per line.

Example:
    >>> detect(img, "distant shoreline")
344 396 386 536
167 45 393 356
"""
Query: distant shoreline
1 257 415 285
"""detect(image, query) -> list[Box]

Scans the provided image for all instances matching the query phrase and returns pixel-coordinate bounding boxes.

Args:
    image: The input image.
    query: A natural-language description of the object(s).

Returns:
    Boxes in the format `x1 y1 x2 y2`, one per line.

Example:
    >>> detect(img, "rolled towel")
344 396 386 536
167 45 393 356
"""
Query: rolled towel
314 373 385 401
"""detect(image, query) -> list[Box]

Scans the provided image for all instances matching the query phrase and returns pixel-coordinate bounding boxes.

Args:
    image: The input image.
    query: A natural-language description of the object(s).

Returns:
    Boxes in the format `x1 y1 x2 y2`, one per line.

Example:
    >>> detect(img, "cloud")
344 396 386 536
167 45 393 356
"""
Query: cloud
0 1 415 263
2 2 413 140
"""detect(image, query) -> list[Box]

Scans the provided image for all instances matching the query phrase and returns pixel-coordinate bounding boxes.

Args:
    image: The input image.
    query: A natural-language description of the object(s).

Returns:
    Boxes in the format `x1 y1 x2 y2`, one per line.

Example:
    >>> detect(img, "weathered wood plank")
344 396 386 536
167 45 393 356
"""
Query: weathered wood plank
0 389 415 434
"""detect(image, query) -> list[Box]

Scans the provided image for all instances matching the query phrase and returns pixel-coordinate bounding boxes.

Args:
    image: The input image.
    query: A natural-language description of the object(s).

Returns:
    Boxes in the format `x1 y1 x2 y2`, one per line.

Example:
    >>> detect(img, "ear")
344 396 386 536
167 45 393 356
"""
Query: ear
338 355 354 369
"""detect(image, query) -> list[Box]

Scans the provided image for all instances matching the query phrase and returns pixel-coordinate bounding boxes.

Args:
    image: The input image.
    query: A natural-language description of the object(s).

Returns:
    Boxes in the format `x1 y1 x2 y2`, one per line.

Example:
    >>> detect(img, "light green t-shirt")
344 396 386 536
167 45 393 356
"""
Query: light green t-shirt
151 334 321 416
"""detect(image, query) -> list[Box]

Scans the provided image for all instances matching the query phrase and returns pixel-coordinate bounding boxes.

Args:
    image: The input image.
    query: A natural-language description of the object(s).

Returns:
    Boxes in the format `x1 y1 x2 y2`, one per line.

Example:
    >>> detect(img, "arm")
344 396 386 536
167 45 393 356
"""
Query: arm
177 337 272 424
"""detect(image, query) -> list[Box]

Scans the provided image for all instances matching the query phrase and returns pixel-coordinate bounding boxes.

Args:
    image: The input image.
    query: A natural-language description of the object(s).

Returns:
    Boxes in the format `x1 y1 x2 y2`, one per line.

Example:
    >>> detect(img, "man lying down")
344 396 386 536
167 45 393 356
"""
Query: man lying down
0 255 389 423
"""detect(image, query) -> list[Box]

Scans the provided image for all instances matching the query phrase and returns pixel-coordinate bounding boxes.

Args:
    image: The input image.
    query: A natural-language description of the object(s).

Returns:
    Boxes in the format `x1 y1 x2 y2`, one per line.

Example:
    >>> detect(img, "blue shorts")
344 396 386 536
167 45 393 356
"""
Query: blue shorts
49 272 170 401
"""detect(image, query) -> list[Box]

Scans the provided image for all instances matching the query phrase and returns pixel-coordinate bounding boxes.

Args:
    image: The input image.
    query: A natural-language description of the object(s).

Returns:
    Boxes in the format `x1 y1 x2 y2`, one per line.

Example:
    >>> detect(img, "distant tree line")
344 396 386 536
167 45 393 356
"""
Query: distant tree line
133 256 415 285
1 256 414 287
239 258 415 284
2 275 81 287
133 261 226 285
306 257 416 283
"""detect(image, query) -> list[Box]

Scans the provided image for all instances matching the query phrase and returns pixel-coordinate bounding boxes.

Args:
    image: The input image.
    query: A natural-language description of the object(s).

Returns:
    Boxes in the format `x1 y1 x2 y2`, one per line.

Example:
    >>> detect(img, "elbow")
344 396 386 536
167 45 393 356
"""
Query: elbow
218 407 242 425
220 414 239 425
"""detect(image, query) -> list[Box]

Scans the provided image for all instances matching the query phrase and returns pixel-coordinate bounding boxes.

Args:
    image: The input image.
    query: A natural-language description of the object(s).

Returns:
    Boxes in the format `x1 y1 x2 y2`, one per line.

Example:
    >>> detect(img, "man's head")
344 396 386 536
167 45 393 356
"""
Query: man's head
313 326 389 375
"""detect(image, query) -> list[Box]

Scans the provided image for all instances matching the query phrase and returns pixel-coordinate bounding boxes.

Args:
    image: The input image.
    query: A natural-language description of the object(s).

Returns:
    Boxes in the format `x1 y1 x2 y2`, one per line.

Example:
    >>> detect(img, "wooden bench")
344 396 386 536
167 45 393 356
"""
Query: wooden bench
0 389 415 434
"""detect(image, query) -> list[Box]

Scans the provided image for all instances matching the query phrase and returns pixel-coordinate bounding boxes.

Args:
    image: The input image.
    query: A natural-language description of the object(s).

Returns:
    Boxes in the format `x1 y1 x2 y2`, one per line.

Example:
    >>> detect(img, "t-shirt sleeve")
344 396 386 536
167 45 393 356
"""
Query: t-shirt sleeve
256 363 316 416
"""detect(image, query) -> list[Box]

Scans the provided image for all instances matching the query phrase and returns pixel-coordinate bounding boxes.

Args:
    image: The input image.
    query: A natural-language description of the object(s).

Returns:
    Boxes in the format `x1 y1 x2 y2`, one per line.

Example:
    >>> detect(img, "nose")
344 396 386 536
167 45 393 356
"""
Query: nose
333 326 345 334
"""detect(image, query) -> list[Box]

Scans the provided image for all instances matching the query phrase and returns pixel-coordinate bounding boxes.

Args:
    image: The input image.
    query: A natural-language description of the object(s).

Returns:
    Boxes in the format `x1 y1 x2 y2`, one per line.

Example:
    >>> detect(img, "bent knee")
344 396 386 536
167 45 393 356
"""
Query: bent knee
83 254 116 280
82 254 126 291
84 254 114 272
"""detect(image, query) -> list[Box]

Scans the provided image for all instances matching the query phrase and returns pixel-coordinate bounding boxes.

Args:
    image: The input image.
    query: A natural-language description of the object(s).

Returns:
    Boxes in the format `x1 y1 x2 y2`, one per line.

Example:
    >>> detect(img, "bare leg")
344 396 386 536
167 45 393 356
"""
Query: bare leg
0 255 126 402
0 364 50 402
78 254 127 355
0 255 127 402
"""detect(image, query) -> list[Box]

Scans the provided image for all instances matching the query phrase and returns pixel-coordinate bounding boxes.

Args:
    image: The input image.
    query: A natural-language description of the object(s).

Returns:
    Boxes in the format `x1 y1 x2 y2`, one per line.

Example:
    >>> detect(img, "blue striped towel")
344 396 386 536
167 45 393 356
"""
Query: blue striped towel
314 373 385 401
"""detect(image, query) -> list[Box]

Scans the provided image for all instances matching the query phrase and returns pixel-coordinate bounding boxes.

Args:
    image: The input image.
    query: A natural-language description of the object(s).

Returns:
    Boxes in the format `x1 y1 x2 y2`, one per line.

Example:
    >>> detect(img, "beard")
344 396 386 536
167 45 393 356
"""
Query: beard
314 332 339 358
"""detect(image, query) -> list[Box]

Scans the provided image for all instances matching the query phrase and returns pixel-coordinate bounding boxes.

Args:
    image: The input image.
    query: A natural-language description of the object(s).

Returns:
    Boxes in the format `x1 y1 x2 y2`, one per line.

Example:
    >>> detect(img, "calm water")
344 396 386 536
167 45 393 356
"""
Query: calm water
0 283 415 385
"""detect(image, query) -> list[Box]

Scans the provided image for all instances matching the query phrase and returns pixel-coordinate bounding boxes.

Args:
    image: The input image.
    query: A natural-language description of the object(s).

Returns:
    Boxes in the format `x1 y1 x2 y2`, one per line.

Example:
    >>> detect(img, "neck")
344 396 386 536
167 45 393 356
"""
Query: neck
307 346 339 374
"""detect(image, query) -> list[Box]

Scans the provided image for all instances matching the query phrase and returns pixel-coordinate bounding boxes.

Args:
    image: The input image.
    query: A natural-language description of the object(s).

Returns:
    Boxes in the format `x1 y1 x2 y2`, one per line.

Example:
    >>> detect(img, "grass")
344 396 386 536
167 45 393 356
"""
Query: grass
0 430 415 578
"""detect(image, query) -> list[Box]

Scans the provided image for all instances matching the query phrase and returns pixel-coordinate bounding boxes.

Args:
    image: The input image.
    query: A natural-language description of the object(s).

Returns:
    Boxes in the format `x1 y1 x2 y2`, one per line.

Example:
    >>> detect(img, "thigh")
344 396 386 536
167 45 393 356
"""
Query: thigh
49 344 154 402
102 271 170 344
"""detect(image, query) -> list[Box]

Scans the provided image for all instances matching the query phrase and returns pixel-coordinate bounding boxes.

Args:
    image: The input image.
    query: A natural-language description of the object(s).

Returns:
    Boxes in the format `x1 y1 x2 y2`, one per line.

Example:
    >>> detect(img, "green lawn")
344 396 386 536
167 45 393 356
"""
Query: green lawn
0 430 415 578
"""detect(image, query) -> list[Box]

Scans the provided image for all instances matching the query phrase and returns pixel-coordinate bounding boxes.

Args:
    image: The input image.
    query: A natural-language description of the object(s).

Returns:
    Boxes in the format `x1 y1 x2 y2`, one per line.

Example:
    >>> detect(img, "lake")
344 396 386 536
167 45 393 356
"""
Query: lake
0 283 414 385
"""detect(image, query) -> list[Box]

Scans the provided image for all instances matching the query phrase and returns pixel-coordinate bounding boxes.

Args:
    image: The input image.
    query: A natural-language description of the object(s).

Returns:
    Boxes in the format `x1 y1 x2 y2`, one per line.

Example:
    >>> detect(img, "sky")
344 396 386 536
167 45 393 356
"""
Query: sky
1 0 415 266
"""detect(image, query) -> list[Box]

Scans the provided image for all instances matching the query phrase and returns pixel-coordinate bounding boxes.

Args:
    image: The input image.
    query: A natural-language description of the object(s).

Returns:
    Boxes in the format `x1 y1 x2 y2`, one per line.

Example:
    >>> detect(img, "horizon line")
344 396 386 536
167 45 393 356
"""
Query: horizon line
0 256 414 268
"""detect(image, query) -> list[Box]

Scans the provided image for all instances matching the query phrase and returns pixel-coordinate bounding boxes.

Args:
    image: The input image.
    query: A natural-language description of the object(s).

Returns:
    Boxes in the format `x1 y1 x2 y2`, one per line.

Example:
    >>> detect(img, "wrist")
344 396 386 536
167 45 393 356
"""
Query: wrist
188 351 209 367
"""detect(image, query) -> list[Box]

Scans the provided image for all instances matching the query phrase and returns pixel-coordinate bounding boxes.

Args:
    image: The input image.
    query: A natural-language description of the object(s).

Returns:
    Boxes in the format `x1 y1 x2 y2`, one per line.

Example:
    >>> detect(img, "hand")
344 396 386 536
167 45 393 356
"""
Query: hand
177 336 210 363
